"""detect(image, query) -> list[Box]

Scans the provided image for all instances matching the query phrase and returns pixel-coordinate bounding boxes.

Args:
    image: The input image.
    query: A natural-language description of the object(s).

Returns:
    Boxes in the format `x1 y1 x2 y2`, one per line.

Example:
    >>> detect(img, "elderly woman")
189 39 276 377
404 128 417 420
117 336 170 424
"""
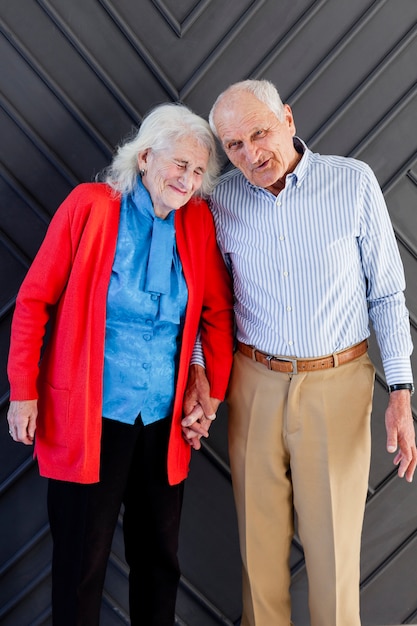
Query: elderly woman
7 103 233 626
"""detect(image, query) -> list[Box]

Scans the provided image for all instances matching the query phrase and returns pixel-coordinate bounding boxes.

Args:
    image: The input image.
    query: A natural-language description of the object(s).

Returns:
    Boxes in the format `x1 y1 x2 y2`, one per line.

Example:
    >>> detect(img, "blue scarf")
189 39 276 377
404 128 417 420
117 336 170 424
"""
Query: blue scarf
122 178 184 324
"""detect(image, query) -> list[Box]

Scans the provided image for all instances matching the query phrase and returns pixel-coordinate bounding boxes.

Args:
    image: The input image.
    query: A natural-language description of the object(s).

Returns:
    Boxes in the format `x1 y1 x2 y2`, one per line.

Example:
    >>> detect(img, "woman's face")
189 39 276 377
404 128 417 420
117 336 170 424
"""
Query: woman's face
138 135 209 218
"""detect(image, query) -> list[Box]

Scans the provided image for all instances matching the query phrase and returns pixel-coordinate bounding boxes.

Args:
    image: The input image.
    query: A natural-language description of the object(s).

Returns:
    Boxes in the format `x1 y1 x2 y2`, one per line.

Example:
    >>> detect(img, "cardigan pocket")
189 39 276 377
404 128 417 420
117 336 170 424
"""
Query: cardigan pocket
37 382 70 449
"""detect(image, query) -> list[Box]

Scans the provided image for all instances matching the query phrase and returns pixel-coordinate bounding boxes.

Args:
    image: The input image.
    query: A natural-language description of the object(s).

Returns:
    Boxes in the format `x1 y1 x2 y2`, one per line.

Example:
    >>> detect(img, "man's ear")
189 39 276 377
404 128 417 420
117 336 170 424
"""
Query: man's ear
284 104 296 136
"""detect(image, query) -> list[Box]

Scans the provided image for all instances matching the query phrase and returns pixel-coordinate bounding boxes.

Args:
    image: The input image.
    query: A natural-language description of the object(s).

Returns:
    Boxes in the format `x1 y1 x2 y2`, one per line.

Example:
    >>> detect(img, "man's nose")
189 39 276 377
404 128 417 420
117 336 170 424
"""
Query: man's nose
243 142 260 164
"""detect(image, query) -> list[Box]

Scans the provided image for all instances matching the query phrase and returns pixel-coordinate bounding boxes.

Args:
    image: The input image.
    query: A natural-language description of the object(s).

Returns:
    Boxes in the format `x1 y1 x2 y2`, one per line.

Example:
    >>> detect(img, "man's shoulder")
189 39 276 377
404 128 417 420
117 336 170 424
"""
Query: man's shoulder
217 167 245 186
310 150 372 176
212 168 249 200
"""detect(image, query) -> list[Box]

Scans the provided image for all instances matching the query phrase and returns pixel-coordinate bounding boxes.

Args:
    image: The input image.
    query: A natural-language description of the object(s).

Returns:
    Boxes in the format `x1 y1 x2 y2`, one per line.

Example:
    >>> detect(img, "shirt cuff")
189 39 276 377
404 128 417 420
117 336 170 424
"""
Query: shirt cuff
383 356 413 387
190 331 206 369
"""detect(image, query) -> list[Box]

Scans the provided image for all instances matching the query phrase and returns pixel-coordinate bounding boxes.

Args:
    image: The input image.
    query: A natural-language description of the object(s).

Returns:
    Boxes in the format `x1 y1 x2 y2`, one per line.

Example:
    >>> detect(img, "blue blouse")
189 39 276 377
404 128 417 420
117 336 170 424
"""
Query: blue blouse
102 179 188 425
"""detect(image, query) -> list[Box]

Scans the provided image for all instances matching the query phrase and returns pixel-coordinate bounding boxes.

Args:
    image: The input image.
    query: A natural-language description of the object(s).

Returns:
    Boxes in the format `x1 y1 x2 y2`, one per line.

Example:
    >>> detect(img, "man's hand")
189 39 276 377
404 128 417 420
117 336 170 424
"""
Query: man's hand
385 389 417 482
7 399 38 445
181 364 220 450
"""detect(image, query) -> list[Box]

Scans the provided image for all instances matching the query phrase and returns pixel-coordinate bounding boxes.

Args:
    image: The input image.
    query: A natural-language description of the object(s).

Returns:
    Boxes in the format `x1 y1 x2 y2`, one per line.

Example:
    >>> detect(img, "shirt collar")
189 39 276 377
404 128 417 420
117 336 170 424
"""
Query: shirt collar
289 136 310 186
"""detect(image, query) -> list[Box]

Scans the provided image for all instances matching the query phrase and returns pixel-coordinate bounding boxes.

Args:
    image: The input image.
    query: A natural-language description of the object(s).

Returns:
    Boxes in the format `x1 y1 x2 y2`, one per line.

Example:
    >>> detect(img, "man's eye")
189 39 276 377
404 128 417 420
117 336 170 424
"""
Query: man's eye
226 141 241 150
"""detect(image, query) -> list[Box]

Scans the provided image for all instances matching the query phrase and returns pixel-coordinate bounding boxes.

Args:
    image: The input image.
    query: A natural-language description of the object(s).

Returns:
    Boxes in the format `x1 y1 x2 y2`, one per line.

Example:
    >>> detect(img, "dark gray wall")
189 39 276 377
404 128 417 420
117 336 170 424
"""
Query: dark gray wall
1 1 417 624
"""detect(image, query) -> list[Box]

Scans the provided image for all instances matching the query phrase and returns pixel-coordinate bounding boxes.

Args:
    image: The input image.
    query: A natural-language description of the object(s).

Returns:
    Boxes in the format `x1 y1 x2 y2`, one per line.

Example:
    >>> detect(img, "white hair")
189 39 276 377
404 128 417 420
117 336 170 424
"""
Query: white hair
102 103 220 196
208 79 286 137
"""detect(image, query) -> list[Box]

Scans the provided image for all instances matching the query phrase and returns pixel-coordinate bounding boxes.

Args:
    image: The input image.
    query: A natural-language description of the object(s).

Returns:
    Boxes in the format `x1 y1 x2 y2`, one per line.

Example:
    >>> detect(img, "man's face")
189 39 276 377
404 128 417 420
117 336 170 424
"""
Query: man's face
213 91 300 194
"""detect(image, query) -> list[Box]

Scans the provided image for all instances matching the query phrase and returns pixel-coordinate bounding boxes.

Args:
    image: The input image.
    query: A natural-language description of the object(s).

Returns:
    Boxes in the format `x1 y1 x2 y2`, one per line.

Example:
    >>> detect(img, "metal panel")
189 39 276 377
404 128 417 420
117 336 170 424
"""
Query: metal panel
1 1 417 624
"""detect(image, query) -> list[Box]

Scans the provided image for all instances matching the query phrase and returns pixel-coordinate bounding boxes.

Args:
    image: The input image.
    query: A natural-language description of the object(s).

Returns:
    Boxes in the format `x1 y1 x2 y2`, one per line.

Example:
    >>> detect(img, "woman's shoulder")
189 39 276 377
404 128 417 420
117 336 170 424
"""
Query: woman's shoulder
175 197 216 248
53 183 121 234
179 195 211 219
67 182 120 204
59 183 121 218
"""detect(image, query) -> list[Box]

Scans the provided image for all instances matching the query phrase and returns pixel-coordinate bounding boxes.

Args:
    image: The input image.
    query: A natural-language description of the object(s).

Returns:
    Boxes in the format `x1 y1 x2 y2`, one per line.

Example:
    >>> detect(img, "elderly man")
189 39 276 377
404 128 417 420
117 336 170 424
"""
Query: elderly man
182 79 416 626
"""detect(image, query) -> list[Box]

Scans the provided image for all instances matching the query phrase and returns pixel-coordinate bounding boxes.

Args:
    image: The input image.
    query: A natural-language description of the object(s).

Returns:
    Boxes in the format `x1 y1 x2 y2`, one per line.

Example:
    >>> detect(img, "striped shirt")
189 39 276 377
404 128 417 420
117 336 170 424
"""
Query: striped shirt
209 139 413 385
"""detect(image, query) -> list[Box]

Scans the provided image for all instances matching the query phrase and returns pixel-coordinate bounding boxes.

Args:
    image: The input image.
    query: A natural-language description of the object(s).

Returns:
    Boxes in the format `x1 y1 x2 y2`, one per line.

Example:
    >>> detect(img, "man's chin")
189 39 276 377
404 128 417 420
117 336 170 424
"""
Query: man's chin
249 172 277 189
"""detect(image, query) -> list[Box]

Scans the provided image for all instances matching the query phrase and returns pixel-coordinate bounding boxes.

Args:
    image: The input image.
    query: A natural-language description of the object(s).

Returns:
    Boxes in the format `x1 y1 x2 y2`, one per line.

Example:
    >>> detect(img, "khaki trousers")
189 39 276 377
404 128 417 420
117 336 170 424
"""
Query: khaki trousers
227 350 375 626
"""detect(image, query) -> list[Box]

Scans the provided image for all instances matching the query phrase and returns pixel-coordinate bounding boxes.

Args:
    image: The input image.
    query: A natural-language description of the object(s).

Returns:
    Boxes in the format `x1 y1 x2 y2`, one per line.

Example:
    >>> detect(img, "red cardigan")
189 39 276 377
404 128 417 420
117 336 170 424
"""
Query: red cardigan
8 183 233 485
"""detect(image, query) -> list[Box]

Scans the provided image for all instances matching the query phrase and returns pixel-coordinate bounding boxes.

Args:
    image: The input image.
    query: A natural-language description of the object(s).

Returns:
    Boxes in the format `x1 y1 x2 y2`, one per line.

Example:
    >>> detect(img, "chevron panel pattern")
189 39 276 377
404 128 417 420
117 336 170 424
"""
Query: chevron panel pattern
1 1 417 624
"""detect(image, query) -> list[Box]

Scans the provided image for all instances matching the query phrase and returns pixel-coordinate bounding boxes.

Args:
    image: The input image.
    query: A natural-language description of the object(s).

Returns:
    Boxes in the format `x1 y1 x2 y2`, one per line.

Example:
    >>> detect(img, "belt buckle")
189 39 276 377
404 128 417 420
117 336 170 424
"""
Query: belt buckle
279 356 298 374
268 355 298 374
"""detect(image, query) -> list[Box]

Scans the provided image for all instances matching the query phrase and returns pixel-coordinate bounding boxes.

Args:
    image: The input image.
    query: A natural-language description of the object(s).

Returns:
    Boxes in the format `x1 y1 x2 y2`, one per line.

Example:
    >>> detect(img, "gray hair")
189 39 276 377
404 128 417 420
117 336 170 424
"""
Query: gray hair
209 79 286 137
103 103 220 196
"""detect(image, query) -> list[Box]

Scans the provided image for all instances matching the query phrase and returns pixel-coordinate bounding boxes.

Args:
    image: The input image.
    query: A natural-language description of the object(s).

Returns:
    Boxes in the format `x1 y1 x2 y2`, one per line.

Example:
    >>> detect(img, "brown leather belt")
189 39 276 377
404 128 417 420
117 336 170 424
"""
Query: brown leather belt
237 339 368 374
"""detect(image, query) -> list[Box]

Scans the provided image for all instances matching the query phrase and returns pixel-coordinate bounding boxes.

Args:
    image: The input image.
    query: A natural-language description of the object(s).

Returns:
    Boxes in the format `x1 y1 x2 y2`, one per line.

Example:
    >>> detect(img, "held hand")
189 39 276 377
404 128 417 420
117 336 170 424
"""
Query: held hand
7 399 38 445
181 364 220 449
385 390 417 482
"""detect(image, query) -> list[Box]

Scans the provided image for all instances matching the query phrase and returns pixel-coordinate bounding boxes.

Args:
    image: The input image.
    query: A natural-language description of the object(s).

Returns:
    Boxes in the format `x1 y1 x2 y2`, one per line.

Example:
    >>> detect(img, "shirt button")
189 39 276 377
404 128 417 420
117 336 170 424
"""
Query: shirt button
146 319 153 326
279 235 285 241
286 306 292 312
151 294 158 301
143 363 150 370
288 340 294 346
283 271 289 277
143 334 151 341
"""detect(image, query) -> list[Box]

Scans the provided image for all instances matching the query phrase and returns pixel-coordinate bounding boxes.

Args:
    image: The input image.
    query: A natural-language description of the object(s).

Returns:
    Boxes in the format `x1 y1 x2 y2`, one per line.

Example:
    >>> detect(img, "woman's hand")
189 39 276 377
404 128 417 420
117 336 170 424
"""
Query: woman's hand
7 399 38 445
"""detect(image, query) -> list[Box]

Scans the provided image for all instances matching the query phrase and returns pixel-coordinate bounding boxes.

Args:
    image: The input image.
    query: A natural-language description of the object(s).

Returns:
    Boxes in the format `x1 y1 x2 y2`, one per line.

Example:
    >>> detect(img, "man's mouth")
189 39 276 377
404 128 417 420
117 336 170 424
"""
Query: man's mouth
253 158 269 171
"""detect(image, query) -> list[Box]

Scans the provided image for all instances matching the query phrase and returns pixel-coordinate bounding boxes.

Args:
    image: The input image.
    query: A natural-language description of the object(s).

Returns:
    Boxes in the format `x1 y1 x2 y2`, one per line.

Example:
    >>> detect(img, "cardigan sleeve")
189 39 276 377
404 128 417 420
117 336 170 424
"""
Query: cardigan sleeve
8 188 84 400
198 208 234 401
173 198 234 404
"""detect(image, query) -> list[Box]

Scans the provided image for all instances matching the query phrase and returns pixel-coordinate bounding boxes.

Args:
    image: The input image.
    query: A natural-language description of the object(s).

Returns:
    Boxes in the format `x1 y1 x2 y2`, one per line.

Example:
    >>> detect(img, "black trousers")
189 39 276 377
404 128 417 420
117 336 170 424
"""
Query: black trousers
47 416 184 626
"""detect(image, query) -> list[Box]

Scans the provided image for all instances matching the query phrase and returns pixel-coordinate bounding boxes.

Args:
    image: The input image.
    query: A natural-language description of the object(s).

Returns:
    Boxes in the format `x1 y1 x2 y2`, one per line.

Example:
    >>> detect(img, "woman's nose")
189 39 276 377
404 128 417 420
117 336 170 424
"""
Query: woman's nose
177 169 193 189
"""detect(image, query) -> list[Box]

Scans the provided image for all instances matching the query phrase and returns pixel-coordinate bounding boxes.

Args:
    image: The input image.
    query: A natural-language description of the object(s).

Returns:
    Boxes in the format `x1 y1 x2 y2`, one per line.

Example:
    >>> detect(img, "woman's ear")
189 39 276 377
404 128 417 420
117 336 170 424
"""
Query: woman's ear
137 149 149 172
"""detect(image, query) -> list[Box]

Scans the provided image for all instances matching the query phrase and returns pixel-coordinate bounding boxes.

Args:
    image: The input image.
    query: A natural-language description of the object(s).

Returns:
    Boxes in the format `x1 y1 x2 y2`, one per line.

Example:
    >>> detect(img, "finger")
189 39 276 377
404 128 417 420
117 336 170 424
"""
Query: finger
27 422 36 441
405 458 417 482
15 419 35 445
187 422 209 438
398 451 417 482
393 451 402 466
386 432 398 454
189 437 202 450
397 459 407 479
181 404 204 427
181 427 203 450
199 396 216 421
395 450 414 481
203 398 221 421
183 394 197 417
16 431 32 445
